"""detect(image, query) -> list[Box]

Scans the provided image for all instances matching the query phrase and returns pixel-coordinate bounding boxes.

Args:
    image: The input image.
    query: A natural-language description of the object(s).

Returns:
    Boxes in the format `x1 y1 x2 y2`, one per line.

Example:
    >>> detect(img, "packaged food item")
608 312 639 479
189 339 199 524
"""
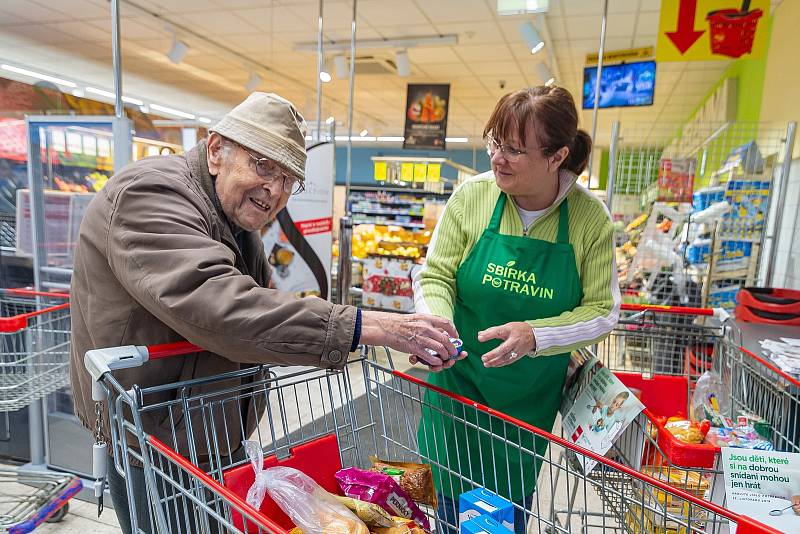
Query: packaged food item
369 457 437 507
422 338 463 365
461 514 514 534
335 467 430 530
458 488 514 532
258 465 369 534
690 371 731 427
664 419 710 444
334 495 394 528
370 516 428 534
704 425 774 450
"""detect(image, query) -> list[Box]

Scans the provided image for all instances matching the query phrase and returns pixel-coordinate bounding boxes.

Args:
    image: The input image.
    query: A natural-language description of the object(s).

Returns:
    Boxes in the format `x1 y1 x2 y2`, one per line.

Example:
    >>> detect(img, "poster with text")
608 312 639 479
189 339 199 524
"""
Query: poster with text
723 449 800 532
261 141 334 299
403 83 450 151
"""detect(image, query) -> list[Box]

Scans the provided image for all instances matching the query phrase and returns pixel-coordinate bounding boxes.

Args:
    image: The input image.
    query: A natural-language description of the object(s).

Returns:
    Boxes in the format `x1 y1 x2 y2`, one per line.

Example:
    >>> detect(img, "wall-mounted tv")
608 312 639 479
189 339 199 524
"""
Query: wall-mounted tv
582 60 656 109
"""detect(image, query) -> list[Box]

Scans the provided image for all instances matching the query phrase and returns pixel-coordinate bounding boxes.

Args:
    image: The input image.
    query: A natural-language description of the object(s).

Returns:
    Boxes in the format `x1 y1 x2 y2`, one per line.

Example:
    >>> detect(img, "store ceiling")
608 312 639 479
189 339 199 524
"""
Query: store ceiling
0 0 756 148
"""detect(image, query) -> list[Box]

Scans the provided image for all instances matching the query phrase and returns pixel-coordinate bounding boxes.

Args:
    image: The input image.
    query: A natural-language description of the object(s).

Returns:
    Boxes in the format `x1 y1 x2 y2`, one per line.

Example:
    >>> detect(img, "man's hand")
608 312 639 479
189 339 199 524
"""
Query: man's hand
478 321 535 368
360 311 466 370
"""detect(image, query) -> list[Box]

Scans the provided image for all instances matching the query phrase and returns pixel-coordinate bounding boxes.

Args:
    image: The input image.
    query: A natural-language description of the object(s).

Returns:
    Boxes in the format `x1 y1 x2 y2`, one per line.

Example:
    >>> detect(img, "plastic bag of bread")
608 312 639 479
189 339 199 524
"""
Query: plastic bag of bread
261 466 369 534
371 516 428 534
334 495 394 528
369 457 437 507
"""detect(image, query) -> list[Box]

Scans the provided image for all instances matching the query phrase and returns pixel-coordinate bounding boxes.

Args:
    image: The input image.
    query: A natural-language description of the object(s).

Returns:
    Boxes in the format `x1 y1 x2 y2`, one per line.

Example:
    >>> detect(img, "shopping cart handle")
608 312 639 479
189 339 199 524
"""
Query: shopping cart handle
85 345 150 382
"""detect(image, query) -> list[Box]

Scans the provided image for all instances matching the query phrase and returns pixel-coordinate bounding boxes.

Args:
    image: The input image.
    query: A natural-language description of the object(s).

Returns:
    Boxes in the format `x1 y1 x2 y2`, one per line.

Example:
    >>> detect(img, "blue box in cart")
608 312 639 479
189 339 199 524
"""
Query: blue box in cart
461 514 515 534
459 488 514 531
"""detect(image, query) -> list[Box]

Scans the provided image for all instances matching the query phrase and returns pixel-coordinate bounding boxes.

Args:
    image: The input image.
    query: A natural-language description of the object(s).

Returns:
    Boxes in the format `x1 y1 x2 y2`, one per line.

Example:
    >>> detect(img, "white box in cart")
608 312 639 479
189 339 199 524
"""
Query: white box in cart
461 514 514 534
459 488 514 531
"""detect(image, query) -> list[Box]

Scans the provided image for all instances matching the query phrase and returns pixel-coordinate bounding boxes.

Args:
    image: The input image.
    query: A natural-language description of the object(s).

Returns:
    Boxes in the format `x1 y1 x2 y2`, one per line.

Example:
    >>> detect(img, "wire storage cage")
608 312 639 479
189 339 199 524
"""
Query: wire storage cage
609 121 795 313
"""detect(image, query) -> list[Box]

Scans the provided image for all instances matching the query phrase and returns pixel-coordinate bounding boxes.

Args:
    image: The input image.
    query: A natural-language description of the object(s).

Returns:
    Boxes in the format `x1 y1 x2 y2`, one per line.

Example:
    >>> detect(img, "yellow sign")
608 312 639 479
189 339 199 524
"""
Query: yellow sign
586 47 653 65
657 0 769 62
413 163 427 182
400 163 414 182
374 161 387 181
427 163 441 182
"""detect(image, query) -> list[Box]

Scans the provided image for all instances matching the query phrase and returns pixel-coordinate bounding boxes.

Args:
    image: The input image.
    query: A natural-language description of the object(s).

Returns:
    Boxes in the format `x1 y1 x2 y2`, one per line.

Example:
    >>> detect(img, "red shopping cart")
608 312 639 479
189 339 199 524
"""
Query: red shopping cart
596 304 800 510
85 341 781 533
0 288 80 531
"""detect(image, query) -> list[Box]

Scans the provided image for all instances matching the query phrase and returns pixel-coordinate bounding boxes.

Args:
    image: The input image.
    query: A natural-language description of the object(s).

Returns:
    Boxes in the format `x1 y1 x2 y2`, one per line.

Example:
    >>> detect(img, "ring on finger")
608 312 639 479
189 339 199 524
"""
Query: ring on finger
509 351 518 359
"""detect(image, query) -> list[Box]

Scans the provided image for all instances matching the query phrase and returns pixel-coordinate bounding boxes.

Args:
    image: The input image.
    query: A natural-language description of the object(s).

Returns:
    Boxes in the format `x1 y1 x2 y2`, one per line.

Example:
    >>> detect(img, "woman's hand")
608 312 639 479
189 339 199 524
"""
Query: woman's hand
478 321 535 368
360 311 465 369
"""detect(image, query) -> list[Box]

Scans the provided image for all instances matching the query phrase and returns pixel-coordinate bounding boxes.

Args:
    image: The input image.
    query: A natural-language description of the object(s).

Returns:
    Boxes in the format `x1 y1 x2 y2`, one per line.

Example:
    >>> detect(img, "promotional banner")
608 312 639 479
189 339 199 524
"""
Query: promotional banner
403 84 450 151
261 141 334 299
722 449 800 532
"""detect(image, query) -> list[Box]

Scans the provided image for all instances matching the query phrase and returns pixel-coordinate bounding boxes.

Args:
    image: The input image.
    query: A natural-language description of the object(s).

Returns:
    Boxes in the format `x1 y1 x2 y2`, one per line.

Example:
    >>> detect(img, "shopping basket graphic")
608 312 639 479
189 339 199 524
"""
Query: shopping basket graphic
85 342 782 533
706 5 764 59
0 287 80 531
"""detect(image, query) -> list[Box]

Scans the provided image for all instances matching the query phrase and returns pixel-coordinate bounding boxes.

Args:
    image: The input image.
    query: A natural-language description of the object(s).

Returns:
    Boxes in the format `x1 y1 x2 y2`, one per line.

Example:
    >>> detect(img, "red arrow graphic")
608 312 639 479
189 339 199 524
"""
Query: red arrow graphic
665 0 705 54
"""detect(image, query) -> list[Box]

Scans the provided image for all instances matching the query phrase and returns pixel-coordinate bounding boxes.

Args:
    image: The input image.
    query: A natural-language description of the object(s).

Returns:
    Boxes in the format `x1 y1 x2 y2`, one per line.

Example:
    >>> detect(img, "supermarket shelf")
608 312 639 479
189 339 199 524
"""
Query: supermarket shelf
353 218 425 228
350 196 426 207
351 208 424 217
350 185 451 196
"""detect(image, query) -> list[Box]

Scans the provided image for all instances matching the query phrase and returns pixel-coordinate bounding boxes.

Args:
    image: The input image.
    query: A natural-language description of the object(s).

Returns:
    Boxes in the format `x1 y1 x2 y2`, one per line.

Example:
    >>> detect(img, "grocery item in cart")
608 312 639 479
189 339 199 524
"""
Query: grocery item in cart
690 371 731 427
259 466 369 534
369 457 437 507
664 418 711 444
458 488 514 531
371 516 428 534
461 514 514 534
334 495 394 528
335 467 430 530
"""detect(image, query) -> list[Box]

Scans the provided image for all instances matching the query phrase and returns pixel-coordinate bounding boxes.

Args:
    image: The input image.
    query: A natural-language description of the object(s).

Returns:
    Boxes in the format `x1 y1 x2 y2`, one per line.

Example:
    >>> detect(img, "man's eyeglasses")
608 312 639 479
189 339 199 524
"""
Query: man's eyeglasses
238 144 305 195
485 135 528 162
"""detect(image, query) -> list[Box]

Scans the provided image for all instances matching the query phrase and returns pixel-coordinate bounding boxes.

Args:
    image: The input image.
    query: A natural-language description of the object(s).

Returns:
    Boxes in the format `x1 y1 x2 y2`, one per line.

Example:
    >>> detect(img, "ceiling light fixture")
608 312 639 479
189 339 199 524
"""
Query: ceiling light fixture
1 64 77 88
535 63 554 86
149 103 196 119
198 117 212 124
85 86 144 106
377 136 404 142
360 129 368 137
333 55 348 79
319 70 332 83
497 0 549 16
395 50 411 77
167 37 189 64
244 72 262 92
445 137 469 143
326 116 335 124
520 21 544 54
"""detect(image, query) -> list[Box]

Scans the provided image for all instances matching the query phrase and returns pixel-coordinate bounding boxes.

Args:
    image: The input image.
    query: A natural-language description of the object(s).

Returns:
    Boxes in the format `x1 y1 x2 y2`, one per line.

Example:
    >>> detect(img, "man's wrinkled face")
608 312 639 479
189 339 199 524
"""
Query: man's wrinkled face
207 134 291 232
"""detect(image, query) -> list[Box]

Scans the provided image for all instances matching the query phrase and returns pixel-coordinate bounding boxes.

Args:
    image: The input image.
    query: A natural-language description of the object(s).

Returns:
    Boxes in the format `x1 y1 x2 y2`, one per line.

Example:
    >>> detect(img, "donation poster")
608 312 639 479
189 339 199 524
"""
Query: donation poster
403 83 450 151
560 355 645 473
261 141 334 299
722 449 800 533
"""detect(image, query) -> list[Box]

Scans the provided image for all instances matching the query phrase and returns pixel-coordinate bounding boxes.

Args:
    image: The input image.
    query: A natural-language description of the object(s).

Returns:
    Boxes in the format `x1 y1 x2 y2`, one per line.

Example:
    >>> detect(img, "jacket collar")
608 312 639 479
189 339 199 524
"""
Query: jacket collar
507 168 578 226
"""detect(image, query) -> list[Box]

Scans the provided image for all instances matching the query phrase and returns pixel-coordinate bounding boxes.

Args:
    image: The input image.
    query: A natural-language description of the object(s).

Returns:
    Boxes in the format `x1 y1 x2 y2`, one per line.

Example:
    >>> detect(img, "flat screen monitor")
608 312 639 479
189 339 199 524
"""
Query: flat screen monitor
582 60 656 109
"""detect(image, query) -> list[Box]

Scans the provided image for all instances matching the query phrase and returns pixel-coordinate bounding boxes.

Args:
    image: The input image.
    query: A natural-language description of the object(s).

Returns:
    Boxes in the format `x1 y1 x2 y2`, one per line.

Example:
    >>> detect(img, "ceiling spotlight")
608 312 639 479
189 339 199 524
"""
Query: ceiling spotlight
497 0 549 16
395 49 411 77
535 62 554 86
334 55 348 79
326 116 335 124
245 72 262 92
167 37 189 64
520 21 544 54
360 129 368 137
319 70 332 83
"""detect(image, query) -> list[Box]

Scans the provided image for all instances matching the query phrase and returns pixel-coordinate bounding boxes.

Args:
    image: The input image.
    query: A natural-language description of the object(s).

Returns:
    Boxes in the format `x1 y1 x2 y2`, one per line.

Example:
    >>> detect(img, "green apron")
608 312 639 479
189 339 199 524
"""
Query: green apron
418 193 583 502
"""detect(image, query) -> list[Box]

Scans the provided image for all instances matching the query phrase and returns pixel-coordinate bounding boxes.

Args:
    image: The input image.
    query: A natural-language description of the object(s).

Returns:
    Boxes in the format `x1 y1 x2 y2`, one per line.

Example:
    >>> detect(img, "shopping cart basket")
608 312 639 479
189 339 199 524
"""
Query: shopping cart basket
84 342 780 534
596 304 800 510
0 288 80 531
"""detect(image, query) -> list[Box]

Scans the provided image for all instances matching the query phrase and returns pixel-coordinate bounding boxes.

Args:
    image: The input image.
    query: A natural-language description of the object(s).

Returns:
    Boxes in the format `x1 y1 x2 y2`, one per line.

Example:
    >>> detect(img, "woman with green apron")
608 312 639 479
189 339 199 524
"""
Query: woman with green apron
413 86 620 533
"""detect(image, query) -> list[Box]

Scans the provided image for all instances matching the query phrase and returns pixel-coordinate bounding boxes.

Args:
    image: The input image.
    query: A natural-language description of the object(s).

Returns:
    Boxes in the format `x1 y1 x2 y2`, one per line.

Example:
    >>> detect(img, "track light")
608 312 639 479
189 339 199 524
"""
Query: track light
333 55 348 79
326 116 335 124
535 63 554 86
520 21 544 54
319 70 332 83
395 50 411 77
245 72 262 92
360 129 368 137
167 37 189 64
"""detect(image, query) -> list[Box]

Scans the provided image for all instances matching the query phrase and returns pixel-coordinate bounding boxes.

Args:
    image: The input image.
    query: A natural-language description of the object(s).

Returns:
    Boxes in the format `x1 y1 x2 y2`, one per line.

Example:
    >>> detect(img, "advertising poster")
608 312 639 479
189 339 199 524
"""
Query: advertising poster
560 355 645 473
403 83 450 151
722 449 800 532
261 141 334 299
657 157 696 203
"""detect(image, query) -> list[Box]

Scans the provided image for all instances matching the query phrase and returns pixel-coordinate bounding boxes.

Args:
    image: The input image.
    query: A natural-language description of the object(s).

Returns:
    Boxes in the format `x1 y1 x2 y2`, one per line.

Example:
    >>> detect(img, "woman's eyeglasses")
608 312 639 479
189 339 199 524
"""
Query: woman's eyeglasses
486 135 528 162
238 144 305 195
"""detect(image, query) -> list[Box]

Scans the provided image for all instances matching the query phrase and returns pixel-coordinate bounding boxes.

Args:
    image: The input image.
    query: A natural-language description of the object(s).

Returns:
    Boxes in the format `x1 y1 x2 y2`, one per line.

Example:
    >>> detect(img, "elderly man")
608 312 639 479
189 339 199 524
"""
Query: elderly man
69 92 462 533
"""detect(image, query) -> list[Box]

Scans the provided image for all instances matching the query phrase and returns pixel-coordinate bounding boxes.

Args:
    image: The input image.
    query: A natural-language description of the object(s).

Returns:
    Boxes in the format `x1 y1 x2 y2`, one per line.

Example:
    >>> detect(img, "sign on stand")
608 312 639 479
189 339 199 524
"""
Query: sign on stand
261 141 334 300
657 0 770 61
722 448 800 532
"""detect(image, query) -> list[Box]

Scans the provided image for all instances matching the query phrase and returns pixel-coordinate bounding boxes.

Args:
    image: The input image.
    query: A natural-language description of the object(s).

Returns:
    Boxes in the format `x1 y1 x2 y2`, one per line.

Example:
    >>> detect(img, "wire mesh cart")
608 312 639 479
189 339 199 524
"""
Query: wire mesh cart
84 342 780 534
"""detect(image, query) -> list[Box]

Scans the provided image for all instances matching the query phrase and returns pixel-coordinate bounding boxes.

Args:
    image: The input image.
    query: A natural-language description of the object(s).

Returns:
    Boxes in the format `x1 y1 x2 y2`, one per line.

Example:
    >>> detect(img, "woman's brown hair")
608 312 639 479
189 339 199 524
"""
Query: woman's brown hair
483 86 592 175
